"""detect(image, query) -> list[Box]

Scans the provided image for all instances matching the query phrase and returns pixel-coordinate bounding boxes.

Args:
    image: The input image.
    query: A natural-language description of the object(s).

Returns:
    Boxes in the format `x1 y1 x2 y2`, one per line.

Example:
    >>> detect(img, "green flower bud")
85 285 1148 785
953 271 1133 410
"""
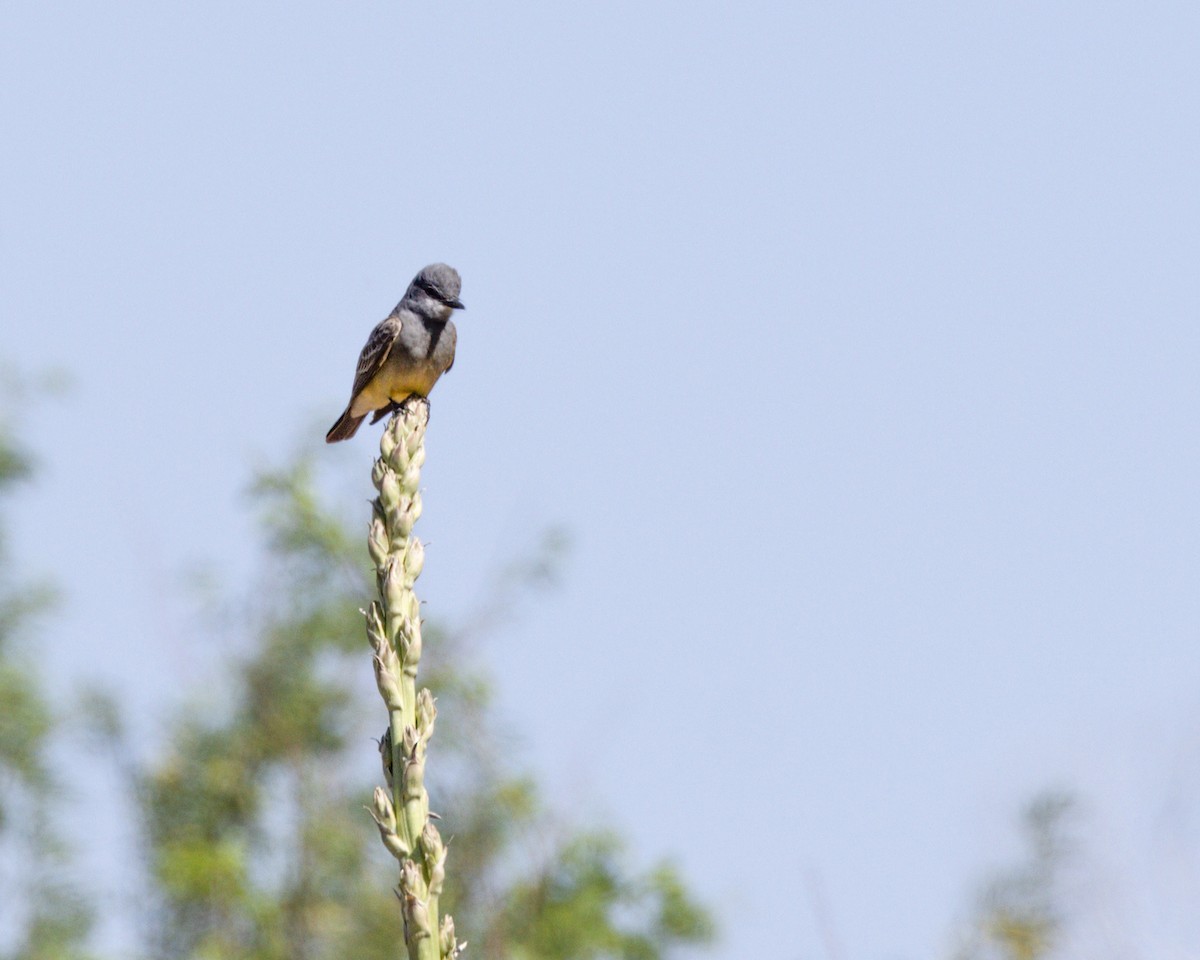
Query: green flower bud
406 893 432 940
380 469 402 511
405 592 422 623
385 438 409 476
371 786 396 829
422 823 446 896
399 860 433 938
403 755 425 804
404 537 426 579
380 423 398 461
416 689 436 738
368 787 408 860
383 558 406 611
388 503 415 539
439 915 461 958
400 858 424 896
366 391 451 953
365 602 387 654
396 623 422 671
367 516 389 566
373 653 403 711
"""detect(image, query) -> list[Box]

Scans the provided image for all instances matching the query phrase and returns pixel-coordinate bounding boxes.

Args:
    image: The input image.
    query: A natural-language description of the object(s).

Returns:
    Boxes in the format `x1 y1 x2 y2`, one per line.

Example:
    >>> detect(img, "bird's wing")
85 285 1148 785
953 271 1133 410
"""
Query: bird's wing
349 315 403 399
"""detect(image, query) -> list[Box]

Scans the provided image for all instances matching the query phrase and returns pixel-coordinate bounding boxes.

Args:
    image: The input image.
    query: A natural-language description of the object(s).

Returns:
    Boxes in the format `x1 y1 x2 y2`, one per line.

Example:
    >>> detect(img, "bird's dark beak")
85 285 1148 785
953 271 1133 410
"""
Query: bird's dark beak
447 297 465 310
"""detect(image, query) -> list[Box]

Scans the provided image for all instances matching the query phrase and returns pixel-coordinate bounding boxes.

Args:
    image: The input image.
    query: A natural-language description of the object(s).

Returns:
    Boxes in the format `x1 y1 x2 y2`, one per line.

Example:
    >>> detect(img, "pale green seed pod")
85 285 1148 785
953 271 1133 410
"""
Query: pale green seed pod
404 592 421 623
373 653 404 711
380 423 398 461
384 557 408 611
404 538 426 579
388 503 415 539
399 858 423 894
380 470 402 512
439 915 463 958
403 750 426 804
365 603 388 654
368 516 390 566
406 893 432 942
369 787 409 860
365 401 452 956
401 724 420 758
400 860 432 937
422 823 446 896
370 786 396 830
416 689 436 739
397 623 422 671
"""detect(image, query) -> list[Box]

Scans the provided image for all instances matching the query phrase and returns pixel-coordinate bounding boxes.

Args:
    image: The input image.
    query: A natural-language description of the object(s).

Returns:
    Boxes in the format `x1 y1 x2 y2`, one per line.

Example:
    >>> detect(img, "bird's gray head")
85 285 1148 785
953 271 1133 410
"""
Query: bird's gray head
406 263 465 318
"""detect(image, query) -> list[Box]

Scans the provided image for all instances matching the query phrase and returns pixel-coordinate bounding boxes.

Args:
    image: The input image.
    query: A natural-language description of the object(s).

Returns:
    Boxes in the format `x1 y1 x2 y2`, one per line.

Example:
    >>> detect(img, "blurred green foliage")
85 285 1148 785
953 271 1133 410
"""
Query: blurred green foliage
0 377 1090 960
0 388 94 960
954 792 1078 960
109 453 715 960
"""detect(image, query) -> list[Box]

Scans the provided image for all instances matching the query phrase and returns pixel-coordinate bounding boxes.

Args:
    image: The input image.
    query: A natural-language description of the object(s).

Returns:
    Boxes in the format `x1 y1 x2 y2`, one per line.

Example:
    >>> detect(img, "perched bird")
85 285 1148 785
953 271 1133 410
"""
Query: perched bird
326 263 465 443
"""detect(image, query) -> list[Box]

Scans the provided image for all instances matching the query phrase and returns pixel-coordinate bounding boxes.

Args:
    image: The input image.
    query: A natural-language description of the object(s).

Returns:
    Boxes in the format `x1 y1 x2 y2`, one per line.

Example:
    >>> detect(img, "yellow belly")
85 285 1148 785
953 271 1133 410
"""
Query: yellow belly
350 366 440 417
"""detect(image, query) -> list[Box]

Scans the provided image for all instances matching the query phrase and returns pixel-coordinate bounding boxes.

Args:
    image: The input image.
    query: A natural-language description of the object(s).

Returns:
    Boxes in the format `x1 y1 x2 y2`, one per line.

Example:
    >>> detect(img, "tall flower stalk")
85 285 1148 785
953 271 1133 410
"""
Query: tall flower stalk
364 399 461 960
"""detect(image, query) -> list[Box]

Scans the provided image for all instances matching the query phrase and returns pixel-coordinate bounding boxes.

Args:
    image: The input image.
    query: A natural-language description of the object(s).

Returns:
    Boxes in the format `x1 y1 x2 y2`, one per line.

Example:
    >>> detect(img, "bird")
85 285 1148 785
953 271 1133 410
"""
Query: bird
326 263 465 443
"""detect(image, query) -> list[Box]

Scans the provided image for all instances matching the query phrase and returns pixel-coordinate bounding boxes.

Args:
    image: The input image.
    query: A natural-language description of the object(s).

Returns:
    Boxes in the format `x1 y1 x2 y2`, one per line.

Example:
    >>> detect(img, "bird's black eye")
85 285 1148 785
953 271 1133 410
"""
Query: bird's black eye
415 277 455 305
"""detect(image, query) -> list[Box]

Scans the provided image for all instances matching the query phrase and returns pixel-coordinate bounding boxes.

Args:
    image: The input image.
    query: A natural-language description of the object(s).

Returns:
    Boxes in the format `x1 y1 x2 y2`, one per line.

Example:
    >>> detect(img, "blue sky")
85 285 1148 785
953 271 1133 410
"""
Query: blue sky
4 2 1200 957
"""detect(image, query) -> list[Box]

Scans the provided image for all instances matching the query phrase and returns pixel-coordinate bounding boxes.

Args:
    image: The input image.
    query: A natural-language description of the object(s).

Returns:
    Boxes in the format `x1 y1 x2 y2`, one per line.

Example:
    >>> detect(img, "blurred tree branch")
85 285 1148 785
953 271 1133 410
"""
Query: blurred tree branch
89 437 713 960
0 373 93 960
953 791 1078 960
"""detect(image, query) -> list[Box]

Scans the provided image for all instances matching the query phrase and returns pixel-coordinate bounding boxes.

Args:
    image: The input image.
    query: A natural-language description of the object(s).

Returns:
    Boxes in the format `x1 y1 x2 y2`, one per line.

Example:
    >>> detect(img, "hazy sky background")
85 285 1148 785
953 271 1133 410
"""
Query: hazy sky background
3 2 1200 957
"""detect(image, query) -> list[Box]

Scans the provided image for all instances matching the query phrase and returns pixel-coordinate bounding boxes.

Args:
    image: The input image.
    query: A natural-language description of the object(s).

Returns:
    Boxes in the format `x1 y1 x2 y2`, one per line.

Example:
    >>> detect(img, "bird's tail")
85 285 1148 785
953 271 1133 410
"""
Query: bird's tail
325 406 366 443
370 400 403 424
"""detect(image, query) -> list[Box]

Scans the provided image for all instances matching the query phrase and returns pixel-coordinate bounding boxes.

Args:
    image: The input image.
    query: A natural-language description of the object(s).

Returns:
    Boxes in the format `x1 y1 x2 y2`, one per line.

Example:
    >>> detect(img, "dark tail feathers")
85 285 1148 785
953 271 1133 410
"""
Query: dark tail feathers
370 400 403 425
325 407 366 443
